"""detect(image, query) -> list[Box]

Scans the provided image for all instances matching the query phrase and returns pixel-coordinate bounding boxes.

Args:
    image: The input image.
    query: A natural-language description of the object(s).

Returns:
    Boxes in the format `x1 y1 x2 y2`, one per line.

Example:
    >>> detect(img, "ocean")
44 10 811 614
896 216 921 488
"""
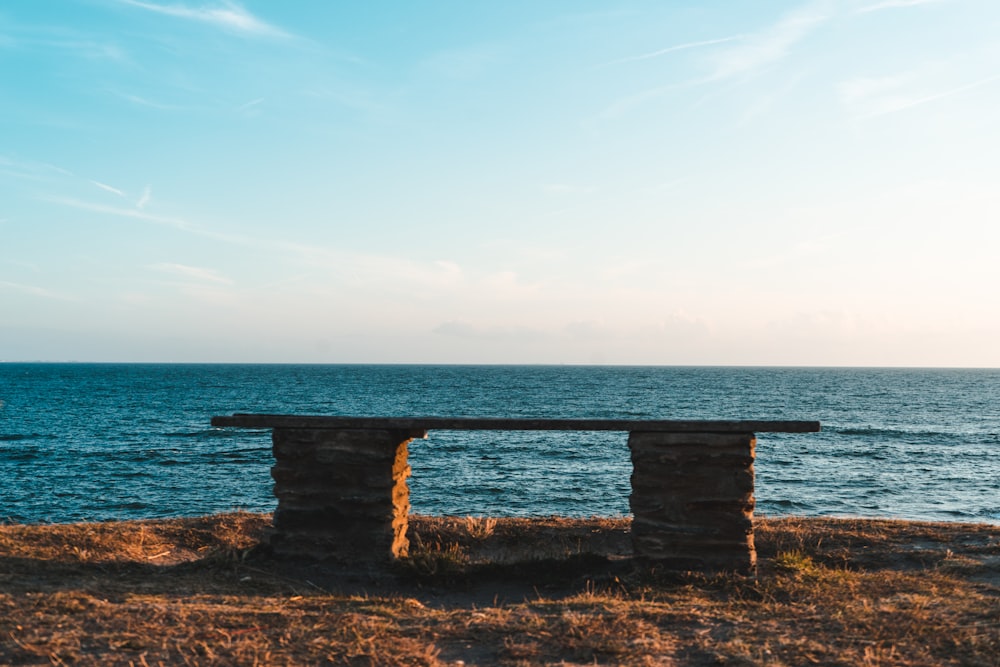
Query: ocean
1 364 997 525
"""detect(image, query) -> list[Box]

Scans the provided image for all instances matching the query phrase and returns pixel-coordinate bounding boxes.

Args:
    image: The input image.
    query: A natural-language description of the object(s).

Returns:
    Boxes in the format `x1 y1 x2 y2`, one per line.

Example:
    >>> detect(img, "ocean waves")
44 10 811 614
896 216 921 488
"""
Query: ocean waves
1 363 998 524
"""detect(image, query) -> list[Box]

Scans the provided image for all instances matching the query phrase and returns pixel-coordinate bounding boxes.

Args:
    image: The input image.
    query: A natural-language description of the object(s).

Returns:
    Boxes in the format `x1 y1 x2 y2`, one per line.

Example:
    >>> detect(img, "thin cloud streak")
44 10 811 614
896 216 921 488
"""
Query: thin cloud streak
110 90 188 111
839 72 918 106
48 196 199 232
149 262 233 284
856 0 951 13
117 0 291 38
90 180 126 197
603 35 744 66
594 80 691 121
0 16 127 60
47 196 345 265
0 281 76 301
1 156 75 181
862 73 1000 117
237 97 264 111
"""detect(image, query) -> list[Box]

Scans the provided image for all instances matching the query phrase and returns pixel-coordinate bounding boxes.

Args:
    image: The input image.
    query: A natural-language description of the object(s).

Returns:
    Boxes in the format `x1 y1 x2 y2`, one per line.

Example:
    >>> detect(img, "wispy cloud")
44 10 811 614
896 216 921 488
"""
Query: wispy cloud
90 180 127 197
839 72 917 106
433 320 548 341
237 97 264 111
118 0 290 38
1 155 74 182
0 16 127 60
47 196 201 233
0 281 76 301
881 74 1000 115
595 2 830 122
149 262 233 284
136 185 152 209
603 35 745 66
47 195 334 261
52 40 128 61
646 178 686 193
741 233 845 270
541 183 590 195
109 90 189 111
45 195 479 299
419 43 507 80
593 80 690 121
705 3 830 82
2 259 39 272
10 37 126 61
841 71 1000 118
299 84 389 116
856 0 951 14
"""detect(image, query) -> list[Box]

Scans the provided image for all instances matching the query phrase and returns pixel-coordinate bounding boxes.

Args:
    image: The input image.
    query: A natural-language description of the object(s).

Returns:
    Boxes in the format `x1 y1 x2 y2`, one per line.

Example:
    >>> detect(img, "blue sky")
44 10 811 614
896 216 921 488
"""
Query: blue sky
2 0 998 365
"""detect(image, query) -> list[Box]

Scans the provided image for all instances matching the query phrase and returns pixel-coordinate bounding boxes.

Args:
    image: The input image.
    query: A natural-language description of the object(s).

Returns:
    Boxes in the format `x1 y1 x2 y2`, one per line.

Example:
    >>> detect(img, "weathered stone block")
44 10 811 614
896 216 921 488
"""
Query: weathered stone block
629 431 757 573
271 462 400 488
630 468 755 498
268 428 413 562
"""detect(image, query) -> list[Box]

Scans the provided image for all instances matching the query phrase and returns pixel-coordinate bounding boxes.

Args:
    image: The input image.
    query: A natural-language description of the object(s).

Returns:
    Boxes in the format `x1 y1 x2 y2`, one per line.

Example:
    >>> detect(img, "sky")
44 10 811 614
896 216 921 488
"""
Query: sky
2 0 999 366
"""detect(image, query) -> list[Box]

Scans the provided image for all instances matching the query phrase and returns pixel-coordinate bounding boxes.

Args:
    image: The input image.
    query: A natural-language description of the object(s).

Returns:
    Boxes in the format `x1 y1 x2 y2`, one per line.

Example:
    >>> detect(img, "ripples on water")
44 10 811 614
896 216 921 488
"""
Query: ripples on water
0 364 997 524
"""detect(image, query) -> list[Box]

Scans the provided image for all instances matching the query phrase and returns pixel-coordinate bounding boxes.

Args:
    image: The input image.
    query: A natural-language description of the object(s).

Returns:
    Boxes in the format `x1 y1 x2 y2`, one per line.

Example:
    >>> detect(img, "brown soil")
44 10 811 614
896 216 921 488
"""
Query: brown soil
1 513 997 665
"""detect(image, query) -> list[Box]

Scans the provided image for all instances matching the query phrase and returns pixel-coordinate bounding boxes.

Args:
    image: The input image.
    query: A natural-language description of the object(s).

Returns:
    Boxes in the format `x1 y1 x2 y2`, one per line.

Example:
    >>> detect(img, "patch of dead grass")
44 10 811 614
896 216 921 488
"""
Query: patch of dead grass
0 512 269 566
0 513 997 665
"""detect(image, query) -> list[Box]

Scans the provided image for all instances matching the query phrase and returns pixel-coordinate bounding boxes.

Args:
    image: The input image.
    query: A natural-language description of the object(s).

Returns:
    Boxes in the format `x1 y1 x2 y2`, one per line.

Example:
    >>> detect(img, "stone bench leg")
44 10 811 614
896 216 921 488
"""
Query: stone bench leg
629 431 756 573
268 428 420 562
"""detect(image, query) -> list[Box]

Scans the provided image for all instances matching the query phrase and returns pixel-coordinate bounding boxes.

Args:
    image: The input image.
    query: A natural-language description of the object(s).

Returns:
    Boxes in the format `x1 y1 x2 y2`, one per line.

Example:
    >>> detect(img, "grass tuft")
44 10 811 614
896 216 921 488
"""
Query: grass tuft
464 515 498 540
773 549 817 574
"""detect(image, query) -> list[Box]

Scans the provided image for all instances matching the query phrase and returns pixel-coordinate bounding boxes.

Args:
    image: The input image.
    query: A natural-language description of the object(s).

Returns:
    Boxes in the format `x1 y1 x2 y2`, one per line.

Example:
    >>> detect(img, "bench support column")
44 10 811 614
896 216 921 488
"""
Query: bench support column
268 428 419 562
629 431 756 573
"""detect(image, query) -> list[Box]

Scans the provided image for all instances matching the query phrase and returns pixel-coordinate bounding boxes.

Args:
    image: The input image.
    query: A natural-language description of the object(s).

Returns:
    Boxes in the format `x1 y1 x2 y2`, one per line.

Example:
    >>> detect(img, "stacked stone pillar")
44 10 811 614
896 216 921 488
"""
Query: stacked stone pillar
629 431 757 573
268 428 420 562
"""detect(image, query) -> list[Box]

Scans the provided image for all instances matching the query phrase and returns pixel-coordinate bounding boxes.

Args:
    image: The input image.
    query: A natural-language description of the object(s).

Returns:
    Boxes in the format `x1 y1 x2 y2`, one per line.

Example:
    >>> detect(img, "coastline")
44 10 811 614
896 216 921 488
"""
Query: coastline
1 513 997 665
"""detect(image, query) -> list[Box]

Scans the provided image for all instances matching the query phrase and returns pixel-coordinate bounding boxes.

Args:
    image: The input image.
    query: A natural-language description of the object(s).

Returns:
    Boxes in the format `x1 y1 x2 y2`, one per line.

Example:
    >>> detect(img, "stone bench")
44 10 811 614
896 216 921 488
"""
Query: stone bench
210 415 820 572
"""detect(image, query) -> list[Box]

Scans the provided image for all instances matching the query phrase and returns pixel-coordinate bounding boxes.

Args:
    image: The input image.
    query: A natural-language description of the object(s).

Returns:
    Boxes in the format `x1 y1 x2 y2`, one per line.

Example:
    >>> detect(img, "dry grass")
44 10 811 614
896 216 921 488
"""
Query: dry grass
1 512 997 665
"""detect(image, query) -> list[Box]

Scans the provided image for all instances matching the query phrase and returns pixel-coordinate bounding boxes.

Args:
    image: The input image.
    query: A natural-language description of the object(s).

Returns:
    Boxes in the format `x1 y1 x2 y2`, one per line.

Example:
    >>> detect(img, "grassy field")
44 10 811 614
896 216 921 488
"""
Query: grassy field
1 512 997 666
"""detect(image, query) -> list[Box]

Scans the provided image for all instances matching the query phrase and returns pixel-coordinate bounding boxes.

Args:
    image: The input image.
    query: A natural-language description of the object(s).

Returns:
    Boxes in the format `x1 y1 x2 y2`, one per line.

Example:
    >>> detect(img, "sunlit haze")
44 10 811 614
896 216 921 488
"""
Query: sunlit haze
2 1 998 365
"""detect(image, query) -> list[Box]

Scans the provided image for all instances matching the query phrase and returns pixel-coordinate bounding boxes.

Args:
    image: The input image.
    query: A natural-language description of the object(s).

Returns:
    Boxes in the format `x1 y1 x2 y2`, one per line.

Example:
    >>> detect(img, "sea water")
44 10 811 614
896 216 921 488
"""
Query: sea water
0 364 997 524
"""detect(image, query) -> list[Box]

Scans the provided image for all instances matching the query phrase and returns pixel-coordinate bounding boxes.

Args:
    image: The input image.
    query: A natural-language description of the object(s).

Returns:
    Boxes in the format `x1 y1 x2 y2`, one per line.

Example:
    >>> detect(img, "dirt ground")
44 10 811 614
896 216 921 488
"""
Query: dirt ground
1 513 998 665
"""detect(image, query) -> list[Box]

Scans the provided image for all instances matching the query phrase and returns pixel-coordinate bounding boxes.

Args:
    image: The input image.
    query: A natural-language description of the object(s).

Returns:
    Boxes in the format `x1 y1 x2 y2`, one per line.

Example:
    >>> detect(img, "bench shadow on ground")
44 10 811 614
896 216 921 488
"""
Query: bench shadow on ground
0 514 639 607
